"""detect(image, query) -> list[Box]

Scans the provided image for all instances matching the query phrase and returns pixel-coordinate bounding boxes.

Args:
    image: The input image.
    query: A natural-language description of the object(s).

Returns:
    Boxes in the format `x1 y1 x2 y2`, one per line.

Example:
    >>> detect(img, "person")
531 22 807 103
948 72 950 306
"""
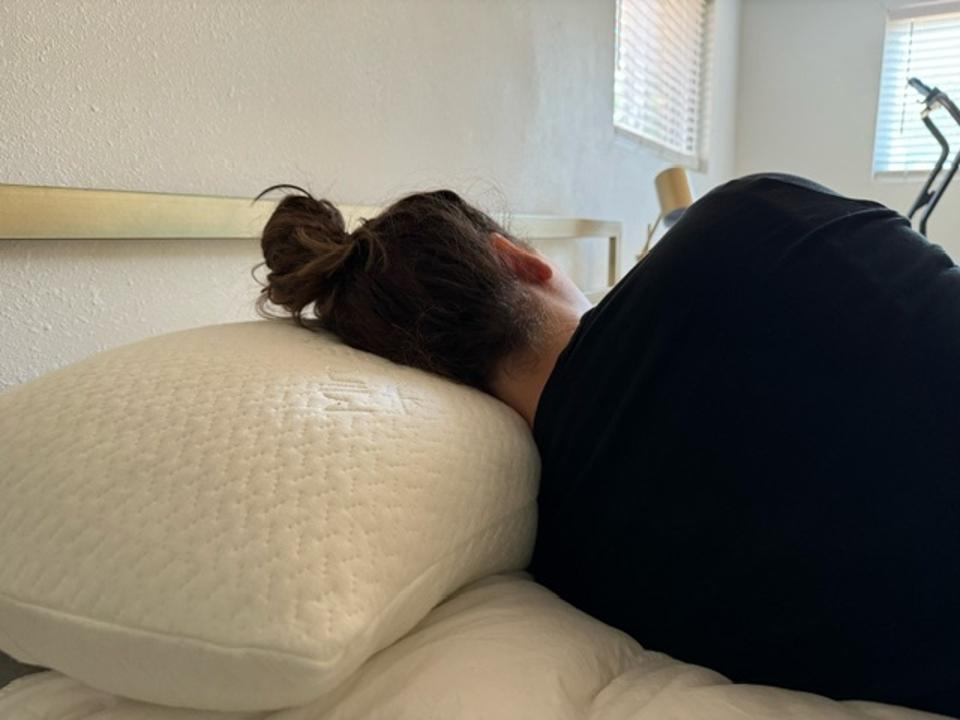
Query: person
255 174 960 717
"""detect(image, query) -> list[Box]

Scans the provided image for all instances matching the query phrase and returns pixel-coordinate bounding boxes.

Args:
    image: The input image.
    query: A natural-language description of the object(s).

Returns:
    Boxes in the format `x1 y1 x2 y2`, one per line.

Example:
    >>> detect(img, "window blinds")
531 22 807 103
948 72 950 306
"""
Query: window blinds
874 4 960 175
614 0 708 163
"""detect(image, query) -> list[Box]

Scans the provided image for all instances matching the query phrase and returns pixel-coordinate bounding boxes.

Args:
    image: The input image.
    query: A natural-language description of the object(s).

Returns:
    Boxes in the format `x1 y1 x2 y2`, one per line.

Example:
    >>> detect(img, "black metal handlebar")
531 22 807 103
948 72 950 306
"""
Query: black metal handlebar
909 77 960 125
906 77 960 237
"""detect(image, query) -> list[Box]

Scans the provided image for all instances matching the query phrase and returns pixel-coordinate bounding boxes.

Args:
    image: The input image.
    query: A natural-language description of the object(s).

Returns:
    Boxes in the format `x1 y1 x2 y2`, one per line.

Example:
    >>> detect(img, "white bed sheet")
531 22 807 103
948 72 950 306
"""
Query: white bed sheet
0 573 949 720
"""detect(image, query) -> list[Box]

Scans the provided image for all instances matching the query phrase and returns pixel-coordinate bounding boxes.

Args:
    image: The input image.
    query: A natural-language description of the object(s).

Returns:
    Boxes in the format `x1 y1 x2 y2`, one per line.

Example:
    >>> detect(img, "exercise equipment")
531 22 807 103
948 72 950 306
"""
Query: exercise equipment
905 77 960 237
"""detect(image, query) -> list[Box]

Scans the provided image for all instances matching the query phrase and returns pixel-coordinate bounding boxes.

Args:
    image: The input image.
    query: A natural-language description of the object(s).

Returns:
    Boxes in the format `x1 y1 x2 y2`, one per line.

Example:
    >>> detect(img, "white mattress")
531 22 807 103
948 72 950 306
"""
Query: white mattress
0 573 946 720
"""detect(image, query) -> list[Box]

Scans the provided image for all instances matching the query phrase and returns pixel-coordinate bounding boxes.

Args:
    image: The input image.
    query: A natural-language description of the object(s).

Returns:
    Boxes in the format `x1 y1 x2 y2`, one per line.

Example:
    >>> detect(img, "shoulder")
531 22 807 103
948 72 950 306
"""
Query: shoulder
690 172 890 221
650 173 901 266
715 172 842 195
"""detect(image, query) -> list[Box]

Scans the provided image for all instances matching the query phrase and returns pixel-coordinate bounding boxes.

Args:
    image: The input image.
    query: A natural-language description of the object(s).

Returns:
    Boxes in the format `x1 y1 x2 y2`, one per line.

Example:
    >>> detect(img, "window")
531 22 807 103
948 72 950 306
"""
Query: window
613 0 710 166
873 3 960 176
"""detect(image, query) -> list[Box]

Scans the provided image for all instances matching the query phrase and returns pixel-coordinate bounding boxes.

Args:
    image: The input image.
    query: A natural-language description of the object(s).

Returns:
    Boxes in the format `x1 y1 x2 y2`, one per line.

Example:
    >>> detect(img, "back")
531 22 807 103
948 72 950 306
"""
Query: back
530 173 960 716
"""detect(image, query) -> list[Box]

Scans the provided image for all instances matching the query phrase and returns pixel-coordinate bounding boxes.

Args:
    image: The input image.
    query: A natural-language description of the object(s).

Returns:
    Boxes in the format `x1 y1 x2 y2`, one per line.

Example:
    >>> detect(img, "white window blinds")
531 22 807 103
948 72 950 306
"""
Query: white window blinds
614 0 708 164
873 4 960 175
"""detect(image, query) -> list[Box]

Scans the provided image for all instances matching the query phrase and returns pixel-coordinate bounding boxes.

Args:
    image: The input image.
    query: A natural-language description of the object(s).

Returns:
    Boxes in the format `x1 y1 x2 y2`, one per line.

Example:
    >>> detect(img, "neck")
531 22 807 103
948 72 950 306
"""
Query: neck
490 311 582 428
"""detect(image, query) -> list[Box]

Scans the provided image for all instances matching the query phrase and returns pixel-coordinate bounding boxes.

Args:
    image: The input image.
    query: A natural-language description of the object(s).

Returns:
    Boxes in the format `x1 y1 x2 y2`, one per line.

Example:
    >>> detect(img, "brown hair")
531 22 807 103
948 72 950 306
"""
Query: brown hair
254 186 544 391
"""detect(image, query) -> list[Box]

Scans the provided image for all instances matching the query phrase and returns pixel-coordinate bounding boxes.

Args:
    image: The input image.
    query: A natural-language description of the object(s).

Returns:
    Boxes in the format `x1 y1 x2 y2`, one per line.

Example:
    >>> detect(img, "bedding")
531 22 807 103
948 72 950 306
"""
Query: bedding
0 573 948 720
0 651 42 690
0 321 538 711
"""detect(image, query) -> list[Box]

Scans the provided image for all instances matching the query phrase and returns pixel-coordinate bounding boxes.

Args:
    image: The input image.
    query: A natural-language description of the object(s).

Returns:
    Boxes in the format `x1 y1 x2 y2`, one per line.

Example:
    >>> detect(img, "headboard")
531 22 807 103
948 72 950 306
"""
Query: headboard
0 184 622 302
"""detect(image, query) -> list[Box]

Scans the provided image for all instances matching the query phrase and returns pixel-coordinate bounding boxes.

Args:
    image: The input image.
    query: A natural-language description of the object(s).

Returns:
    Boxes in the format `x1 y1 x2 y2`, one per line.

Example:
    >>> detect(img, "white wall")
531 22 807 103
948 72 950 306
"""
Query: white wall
0 0 740 389
736 0 960 259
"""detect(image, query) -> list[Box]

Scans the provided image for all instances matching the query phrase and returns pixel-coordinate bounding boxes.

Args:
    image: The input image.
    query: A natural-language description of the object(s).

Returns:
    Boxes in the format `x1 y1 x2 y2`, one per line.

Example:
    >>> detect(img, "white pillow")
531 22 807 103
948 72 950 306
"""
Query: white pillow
0 321 539 711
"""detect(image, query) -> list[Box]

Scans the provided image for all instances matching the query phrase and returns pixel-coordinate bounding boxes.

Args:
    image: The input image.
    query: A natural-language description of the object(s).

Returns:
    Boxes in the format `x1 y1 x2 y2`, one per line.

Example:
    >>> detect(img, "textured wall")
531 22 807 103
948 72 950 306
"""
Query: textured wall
0 0 740 389
736 0 960 257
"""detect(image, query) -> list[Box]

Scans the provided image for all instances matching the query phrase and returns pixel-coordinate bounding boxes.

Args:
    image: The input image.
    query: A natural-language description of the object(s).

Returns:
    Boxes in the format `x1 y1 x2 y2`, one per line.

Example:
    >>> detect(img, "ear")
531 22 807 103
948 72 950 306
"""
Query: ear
490 232 553 284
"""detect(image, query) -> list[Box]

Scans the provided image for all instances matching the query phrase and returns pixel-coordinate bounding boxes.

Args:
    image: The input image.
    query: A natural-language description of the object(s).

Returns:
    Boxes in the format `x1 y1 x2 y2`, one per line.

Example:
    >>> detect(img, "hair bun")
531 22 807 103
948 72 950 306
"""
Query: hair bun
256 186 358 318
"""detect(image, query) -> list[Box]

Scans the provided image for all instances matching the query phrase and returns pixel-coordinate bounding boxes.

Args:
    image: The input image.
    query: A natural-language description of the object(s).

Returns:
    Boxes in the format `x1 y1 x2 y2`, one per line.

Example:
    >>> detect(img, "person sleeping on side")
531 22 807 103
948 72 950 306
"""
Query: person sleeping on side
255 174 960 718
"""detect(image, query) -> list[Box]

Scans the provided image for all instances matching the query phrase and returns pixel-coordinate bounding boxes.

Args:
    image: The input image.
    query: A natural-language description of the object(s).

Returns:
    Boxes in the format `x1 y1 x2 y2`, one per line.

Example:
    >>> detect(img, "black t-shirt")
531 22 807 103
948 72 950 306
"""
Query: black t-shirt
530 173 960 716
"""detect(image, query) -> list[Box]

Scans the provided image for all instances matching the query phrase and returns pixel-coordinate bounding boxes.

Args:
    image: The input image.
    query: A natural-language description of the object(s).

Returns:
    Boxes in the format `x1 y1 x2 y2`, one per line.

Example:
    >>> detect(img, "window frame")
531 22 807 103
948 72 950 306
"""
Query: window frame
872 1 960 180
613 0 713 172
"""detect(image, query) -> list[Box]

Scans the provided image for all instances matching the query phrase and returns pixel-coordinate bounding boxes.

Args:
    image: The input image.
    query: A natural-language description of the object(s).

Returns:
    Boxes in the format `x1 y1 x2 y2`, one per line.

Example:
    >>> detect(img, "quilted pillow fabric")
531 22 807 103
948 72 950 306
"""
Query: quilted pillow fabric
0 321 539 711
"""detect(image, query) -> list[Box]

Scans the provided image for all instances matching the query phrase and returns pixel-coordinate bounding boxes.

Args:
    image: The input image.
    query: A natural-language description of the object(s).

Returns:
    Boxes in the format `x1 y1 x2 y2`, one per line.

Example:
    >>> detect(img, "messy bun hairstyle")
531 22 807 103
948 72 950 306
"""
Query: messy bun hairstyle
254 186 545 391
